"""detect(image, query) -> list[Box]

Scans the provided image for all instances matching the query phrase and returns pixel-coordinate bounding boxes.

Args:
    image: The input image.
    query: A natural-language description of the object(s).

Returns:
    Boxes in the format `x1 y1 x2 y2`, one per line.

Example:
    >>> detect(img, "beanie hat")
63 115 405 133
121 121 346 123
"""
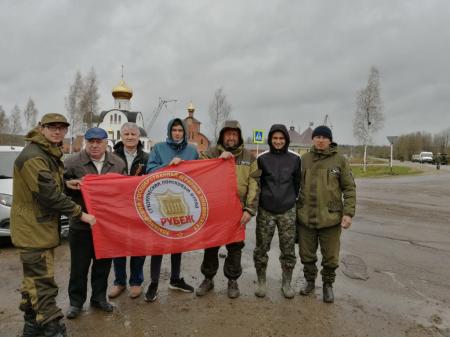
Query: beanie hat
312 125 332 141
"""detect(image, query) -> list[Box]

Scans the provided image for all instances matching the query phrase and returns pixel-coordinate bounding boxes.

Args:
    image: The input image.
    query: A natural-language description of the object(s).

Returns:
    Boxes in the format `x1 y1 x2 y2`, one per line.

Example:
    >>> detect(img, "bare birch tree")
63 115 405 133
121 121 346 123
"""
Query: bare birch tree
10 105 23 134
23 98 39 130
65 68 100 134
65 71 84 136
0 105 9 133
80 67 100 129
209 87 232 142
353 66 384 171
433 128 450 154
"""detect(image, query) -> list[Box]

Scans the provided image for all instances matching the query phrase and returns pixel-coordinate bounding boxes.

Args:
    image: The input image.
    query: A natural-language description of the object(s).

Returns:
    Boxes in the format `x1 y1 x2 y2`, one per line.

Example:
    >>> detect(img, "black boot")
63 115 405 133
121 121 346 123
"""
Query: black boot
299 280 315 296
42 319 68 337
22 310 43 337
323 283 334 303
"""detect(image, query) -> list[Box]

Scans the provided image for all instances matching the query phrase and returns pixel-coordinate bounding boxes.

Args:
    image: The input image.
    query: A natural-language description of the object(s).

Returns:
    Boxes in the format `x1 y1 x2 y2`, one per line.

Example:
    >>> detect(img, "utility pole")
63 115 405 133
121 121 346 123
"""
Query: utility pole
387 136 398 174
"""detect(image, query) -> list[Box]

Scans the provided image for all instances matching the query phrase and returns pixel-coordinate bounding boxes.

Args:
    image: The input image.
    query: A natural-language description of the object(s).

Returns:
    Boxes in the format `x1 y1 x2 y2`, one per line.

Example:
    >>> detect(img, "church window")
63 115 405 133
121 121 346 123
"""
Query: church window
117 130 120 139
110 115 113 123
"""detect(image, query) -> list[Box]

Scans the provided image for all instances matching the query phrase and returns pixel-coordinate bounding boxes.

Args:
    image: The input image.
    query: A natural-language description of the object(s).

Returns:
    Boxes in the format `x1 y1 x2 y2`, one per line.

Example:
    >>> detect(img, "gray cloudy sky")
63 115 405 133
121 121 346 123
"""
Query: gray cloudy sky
1 0 450 144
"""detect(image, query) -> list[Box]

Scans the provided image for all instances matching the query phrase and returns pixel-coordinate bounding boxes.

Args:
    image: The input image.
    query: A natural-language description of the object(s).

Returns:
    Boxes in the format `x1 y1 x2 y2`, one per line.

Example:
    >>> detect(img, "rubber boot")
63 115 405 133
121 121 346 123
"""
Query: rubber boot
42 318 68 337
281 269 295 299
22 310 43 337
323 283 334 303
299 280 315 296
254 269 266 298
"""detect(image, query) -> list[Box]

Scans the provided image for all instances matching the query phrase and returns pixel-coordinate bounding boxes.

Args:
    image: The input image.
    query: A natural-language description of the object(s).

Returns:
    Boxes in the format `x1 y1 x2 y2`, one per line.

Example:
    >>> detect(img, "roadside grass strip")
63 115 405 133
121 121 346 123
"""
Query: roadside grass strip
351 165 423 178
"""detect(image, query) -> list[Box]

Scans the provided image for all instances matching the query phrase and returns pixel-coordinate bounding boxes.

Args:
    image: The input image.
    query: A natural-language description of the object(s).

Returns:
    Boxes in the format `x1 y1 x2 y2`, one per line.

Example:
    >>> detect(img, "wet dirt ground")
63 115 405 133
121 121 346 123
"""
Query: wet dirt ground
1 165 449 337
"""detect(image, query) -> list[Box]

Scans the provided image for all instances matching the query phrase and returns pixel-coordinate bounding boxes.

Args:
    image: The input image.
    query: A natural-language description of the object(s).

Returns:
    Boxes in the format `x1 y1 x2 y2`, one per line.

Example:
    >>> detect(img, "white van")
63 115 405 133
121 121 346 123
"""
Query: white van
419 152 433 163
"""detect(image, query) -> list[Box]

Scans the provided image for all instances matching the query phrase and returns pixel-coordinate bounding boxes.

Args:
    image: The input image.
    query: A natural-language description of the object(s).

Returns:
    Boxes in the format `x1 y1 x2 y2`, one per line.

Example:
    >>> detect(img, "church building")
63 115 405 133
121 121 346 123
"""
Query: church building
183 102 210 152
97 79 152 151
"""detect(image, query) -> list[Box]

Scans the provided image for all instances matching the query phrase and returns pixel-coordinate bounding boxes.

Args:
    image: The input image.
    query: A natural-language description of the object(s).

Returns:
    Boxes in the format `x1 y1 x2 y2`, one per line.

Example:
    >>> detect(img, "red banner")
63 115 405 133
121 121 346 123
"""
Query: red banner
81 159 244 259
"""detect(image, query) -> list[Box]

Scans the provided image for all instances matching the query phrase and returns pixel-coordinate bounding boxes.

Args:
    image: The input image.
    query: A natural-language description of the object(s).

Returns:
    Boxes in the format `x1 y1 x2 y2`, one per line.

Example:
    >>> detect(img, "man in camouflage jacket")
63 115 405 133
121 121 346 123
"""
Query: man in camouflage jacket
196 120 260 299
11 113 95 337
297 125 356 303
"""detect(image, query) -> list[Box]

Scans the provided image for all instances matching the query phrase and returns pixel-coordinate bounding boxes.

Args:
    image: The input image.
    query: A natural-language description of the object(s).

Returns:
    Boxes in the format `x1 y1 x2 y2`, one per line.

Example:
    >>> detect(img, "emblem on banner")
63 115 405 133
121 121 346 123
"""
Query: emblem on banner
134 171 208 238
156 190 188 219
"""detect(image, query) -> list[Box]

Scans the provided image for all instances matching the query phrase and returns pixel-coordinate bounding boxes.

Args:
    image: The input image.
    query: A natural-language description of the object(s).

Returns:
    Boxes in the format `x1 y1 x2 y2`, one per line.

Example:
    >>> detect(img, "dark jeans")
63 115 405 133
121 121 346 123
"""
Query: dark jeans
150 253 181 283
112 256 146 286
201 241 245 280
68 228 112 307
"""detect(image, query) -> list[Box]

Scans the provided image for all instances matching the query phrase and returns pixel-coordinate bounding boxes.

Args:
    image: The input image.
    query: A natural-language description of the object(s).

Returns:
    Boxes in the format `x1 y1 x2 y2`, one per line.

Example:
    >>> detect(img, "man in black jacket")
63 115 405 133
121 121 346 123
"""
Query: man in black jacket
253 124 301 298
108 122 149 299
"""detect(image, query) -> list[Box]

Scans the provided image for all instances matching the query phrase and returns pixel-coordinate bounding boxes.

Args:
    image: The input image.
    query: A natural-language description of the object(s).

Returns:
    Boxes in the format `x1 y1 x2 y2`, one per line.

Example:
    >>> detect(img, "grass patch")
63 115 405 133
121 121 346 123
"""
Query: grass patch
351 165 423 178
349 157 388 165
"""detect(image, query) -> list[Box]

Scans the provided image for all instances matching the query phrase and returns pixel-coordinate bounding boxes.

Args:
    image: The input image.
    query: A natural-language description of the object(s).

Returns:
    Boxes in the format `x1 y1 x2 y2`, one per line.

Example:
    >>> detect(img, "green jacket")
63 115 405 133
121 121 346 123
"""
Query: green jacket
202 143 260 216
11 128 82 249
297 143 356 229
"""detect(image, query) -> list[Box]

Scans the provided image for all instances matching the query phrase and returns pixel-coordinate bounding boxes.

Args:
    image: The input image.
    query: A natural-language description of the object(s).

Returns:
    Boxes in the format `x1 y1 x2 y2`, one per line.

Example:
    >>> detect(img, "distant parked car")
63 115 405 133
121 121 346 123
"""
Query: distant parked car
0 146 69 238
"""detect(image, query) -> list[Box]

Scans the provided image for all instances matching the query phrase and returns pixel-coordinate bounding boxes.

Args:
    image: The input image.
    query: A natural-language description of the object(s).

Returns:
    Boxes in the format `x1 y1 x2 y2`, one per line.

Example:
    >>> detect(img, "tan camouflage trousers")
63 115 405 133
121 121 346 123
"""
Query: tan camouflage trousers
19 248 63 325
254 206 297 272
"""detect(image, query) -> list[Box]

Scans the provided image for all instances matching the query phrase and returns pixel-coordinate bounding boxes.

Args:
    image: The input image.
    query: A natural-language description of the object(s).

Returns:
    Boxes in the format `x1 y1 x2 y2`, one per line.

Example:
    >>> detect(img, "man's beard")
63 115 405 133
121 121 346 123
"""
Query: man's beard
224 142 238 151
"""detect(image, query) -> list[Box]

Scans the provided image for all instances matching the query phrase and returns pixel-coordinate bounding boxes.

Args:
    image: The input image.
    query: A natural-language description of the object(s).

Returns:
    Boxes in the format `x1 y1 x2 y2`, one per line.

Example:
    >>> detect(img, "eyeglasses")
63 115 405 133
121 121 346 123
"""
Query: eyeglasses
44 125 68 132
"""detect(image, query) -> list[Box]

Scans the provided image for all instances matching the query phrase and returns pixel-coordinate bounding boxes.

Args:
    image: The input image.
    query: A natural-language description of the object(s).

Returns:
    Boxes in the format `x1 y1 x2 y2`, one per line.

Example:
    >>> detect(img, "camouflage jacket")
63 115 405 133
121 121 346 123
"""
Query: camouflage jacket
202 143 260 216
11 128 82 249
297 143 356 228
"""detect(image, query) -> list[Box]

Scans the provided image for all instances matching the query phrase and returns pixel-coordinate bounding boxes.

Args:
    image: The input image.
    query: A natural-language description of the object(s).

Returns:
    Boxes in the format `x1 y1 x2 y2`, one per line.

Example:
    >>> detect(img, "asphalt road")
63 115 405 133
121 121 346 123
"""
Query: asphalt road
0 168 449 337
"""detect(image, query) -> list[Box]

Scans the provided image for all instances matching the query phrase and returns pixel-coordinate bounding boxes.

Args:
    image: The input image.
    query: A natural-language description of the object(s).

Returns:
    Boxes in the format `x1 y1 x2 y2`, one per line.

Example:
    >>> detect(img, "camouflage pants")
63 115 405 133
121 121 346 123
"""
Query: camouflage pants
254 206 297 272
299 224 341 284
19 248 63 325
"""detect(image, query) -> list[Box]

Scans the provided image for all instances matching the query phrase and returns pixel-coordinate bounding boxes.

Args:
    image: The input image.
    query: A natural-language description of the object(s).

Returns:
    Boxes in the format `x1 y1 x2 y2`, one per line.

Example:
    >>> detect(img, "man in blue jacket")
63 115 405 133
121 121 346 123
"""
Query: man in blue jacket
144 118 198 302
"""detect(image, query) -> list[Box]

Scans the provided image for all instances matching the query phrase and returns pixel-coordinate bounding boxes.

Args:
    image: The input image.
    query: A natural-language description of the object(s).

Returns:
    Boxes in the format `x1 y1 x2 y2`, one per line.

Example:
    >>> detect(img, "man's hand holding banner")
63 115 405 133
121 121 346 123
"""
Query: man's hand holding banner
81 159 244 259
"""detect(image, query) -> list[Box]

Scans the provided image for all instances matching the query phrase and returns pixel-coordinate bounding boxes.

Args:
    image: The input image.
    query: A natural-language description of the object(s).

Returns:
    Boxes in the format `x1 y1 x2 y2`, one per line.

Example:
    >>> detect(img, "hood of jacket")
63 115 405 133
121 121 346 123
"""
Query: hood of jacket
166 118 188 150
217 120 243 151
268 124 290 153
25 127 63 159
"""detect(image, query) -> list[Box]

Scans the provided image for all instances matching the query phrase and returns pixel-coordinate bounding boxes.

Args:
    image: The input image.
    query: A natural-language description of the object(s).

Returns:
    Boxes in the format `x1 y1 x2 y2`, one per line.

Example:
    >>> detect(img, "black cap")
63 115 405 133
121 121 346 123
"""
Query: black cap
312 125 332 141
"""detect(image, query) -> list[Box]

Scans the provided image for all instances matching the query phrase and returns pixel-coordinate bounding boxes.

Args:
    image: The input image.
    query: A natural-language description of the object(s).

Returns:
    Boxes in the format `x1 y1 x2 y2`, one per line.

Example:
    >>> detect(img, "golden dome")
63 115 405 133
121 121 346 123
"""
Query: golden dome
187 102 195 113
112 79 133 100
